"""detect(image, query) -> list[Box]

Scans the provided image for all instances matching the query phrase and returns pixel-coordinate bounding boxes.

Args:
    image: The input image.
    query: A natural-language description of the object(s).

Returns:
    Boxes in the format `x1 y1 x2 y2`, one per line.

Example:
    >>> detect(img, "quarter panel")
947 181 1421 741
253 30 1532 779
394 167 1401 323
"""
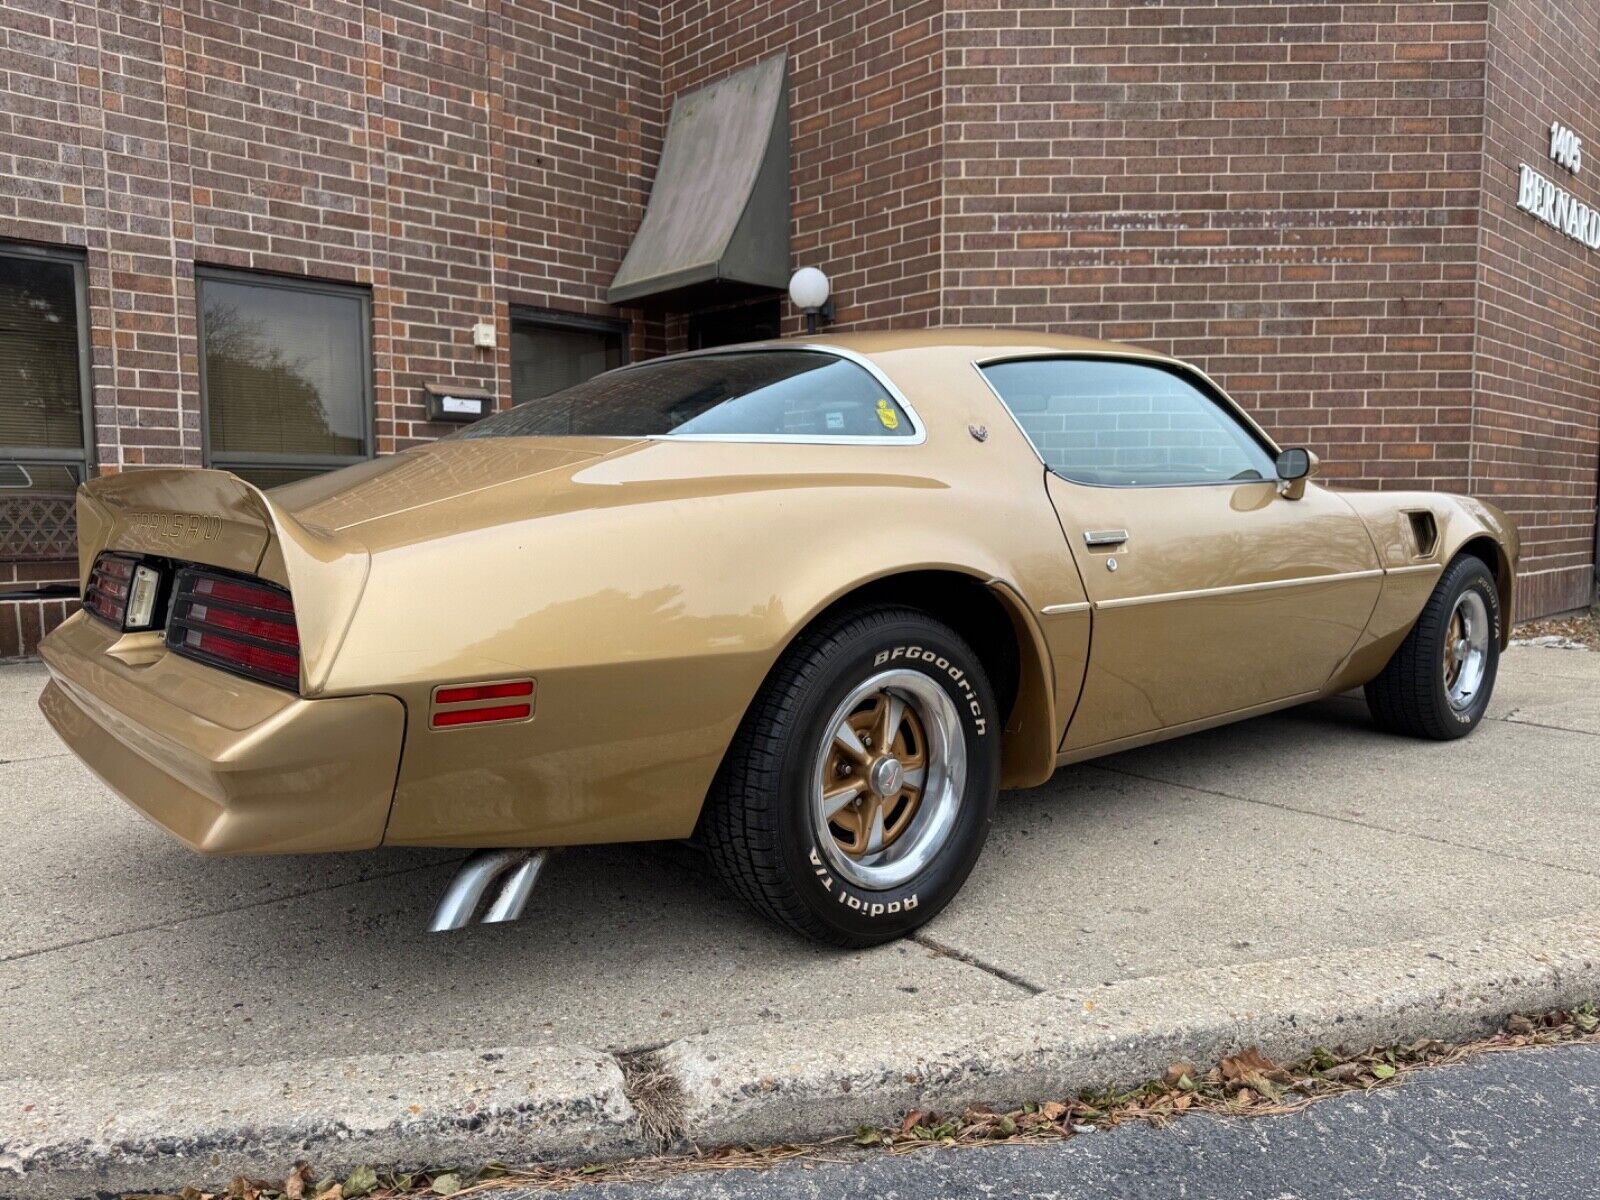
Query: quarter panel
346 436 1085 848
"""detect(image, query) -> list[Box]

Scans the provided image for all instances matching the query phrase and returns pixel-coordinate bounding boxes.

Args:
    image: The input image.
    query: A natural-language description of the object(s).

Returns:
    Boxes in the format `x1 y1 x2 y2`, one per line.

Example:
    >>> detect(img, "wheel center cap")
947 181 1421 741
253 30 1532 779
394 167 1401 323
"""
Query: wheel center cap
869 756 904 797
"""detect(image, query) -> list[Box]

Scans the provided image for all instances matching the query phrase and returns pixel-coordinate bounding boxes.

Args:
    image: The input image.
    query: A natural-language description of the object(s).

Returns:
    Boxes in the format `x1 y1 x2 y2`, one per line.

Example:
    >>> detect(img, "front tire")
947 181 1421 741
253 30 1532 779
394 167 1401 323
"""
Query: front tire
1364 554 1501 740
700 606 1000 947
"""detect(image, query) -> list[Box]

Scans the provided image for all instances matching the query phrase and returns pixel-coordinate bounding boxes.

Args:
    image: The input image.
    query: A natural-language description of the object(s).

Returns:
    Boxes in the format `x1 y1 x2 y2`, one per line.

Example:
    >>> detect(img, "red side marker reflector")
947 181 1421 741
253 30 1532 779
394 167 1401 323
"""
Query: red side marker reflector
436 680 534 705
431 702 532 728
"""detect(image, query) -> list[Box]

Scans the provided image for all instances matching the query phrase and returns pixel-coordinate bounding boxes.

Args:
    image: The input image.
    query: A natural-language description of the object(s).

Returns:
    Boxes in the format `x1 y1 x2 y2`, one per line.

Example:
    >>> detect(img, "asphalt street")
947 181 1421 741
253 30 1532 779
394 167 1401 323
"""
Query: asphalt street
533 1042 1600 1200
2 645 1598 1079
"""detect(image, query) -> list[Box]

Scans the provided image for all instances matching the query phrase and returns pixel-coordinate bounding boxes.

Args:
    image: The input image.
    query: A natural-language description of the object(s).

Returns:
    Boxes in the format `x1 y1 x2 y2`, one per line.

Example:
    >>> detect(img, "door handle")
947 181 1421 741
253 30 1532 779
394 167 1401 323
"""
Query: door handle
1083 529 1129 547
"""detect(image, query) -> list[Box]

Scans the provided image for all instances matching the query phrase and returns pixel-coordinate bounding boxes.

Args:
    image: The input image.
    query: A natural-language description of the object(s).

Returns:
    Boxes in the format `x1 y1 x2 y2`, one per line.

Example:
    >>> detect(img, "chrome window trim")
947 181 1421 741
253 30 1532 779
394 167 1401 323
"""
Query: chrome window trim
605 343 927 446
970 354 1285 490
1093 568 1385 610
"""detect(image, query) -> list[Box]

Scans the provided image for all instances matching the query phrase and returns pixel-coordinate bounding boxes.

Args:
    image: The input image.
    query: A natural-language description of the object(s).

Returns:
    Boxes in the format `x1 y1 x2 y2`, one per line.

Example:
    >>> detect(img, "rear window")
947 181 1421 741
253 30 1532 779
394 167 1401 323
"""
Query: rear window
456 350 916 440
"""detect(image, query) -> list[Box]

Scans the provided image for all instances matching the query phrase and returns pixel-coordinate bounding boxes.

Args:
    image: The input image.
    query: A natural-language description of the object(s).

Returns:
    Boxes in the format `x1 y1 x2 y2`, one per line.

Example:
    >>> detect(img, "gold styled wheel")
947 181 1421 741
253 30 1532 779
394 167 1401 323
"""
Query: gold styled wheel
821 690 928 858
810 668 966 890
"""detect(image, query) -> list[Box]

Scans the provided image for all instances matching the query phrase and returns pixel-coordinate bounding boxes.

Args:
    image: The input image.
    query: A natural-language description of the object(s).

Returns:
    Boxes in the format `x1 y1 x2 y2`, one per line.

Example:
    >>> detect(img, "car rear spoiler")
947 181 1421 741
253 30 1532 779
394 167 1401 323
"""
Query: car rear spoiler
74 469 370 696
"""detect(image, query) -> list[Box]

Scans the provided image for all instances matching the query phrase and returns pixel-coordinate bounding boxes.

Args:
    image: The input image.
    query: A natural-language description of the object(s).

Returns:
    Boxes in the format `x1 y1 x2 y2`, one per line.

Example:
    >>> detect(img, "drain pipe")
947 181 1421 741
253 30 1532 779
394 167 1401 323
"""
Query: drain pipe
428 848 552 932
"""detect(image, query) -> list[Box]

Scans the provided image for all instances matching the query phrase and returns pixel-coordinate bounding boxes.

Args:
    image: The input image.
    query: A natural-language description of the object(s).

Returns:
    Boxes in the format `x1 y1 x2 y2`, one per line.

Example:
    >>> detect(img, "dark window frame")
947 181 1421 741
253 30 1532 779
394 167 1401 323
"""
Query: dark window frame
977 353 1281 490
510 305 631 349
0 240 95 471
686 297 781 350
195 266 375 480
509 305 630 409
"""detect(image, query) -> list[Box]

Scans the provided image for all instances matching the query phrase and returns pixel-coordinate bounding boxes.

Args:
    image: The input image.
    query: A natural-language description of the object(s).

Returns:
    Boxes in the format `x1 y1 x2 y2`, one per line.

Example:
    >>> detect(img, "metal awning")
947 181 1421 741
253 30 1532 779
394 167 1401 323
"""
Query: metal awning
607 55 790 307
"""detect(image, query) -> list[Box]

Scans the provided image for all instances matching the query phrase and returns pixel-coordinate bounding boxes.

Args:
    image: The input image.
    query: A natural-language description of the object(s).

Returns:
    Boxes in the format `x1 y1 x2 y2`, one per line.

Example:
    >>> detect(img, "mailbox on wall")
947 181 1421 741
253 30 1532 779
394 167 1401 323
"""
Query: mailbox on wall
423 382 493 423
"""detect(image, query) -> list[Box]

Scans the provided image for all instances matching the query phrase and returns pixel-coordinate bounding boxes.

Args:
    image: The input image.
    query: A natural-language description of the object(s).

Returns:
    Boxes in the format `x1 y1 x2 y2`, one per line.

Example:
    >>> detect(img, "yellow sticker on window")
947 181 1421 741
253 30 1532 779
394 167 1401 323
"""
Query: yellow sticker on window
875 397 900 431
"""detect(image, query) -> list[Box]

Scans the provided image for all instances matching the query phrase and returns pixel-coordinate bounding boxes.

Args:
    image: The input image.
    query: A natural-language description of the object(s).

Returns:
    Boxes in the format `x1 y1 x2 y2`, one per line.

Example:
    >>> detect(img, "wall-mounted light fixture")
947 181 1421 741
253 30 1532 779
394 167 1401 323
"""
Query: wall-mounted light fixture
788 267 834 335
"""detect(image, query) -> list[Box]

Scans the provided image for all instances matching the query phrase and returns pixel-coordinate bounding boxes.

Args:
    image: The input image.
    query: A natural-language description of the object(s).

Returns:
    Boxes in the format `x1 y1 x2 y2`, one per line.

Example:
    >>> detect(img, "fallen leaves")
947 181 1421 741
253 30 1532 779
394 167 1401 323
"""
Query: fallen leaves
845 1002 1600 1158
1162 1062 1196 1089
1512 610 1600 650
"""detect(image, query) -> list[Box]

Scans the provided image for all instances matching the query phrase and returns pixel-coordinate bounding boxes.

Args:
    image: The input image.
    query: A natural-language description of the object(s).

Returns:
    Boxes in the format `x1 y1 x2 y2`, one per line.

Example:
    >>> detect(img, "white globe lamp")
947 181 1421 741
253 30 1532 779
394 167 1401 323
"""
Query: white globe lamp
788 267 834 334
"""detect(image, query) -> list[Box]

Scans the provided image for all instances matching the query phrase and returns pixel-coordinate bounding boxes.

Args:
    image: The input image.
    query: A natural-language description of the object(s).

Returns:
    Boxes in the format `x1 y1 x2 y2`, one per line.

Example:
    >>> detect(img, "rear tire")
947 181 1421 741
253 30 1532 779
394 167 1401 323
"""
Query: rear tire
699 606 999 947
1364 554 1500 740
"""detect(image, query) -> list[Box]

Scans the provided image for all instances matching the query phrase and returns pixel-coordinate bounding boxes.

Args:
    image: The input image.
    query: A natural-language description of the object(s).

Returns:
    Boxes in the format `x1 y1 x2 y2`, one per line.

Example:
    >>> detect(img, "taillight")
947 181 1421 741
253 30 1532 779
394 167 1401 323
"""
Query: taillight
166 567 300 691
84 553 135 627
85 553 164 631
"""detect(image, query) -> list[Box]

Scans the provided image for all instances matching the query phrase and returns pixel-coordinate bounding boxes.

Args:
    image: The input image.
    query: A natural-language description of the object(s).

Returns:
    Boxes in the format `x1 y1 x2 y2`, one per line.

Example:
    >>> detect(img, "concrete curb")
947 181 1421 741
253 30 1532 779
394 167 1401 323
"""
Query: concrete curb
5 911 1598 1198
664 910 1600 1147
0 1045 649 1199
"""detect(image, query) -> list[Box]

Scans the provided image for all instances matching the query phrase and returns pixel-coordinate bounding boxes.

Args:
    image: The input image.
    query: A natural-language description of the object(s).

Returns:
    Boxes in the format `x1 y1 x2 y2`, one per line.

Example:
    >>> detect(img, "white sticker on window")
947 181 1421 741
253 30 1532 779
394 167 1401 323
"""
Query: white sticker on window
825 411 845 430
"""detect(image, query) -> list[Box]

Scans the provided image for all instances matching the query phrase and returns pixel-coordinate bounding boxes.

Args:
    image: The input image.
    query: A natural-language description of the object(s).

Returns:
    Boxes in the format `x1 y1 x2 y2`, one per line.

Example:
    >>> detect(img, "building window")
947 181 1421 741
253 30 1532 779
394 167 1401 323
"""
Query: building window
510 309 626 406
197 269 373 490
0 243 92 564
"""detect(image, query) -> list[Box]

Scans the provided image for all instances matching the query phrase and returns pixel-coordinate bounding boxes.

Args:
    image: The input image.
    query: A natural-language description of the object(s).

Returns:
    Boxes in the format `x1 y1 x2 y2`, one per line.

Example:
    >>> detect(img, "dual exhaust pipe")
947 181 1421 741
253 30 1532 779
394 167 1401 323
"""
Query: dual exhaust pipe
428 848 552 932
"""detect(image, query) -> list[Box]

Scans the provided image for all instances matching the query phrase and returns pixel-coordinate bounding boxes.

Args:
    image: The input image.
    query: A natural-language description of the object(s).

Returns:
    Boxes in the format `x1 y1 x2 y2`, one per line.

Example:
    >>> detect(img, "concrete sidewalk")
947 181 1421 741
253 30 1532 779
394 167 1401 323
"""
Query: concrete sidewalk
2 645 1598 1194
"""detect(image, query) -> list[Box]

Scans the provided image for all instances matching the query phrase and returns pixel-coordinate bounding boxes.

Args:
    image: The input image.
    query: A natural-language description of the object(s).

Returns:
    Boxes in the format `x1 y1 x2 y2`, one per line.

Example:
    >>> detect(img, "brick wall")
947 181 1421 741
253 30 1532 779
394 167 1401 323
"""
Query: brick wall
0 595 74 660
1473 1 1600 618
0 2 190 473
0 0 664 465
941 1 1490 499
1 0 1597 643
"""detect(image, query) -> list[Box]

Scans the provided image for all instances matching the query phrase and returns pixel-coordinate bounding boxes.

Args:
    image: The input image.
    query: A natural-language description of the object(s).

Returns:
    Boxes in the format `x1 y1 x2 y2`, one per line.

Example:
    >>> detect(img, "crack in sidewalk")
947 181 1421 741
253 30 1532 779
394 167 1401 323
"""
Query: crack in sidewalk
0 856 466 964
913 933 1044 995
1491 712 1600 738
0 752 71 767
1085 762 1600 883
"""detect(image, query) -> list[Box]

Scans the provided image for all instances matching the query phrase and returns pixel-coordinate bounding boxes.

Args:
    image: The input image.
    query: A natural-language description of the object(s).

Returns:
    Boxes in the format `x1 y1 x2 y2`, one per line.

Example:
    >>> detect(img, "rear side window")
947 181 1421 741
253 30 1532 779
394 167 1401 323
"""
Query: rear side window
458 350 916 440
981 358 1276 487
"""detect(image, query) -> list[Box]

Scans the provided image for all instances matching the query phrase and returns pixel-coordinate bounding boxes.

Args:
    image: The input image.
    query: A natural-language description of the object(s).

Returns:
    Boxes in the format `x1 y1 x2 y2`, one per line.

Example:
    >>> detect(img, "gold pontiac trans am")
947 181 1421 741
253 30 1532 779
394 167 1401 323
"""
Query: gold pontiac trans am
39 331 1518 946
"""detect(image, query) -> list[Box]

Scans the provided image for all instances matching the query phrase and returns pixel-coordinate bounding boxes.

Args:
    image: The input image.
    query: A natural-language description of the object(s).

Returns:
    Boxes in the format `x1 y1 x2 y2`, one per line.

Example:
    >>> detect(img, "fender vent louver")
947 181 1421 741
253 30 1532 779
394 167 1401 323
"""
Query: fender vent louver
1406 511 1438 558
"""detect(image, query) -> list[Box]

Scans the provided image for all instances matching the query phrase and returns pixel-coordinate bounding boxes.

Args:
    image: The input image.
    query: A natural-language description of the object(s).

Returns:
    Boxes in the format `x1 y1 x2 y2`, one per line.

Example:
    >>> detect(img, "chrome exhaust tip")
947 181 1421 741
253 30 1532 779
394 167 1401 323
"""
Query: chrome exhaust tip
428 848 552 932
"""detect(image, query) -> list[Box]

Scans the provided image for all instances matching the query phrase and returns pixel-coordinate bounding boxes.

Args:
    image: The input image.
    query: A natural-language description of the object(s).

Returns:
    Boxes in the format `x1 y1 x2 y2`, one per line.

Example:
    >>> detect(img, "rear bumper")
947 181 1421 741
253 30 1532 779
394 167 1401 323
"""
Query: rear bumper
39 613 404 854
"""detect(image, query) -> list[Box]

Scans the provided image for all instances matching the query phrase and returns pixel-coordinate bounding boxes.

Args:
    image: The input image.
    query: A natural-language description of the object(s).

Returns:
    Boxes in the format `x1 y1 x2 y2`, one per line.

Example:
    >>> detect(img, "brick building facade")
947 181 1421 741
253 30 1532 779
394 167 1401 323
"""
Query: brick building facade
1 0 1596 655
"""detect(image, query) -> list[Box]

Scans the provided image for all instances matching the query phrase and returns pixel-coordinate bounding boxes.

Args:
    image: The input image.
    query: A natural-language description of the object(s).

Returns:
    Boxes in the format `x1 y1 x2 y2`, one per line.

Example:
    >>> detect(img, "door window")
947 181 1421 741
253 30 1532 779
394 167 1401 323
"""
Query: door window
982 358 1276 487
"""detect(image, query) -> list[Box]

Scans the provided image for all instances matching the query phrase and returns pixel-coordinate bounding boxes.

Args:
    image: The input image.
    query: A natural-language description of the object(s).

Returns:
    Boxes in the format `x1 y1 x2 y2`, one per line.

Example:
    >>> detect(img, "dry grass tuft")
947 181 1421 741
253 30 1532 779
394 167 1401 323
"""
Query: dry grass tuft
615 1049 689 1148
